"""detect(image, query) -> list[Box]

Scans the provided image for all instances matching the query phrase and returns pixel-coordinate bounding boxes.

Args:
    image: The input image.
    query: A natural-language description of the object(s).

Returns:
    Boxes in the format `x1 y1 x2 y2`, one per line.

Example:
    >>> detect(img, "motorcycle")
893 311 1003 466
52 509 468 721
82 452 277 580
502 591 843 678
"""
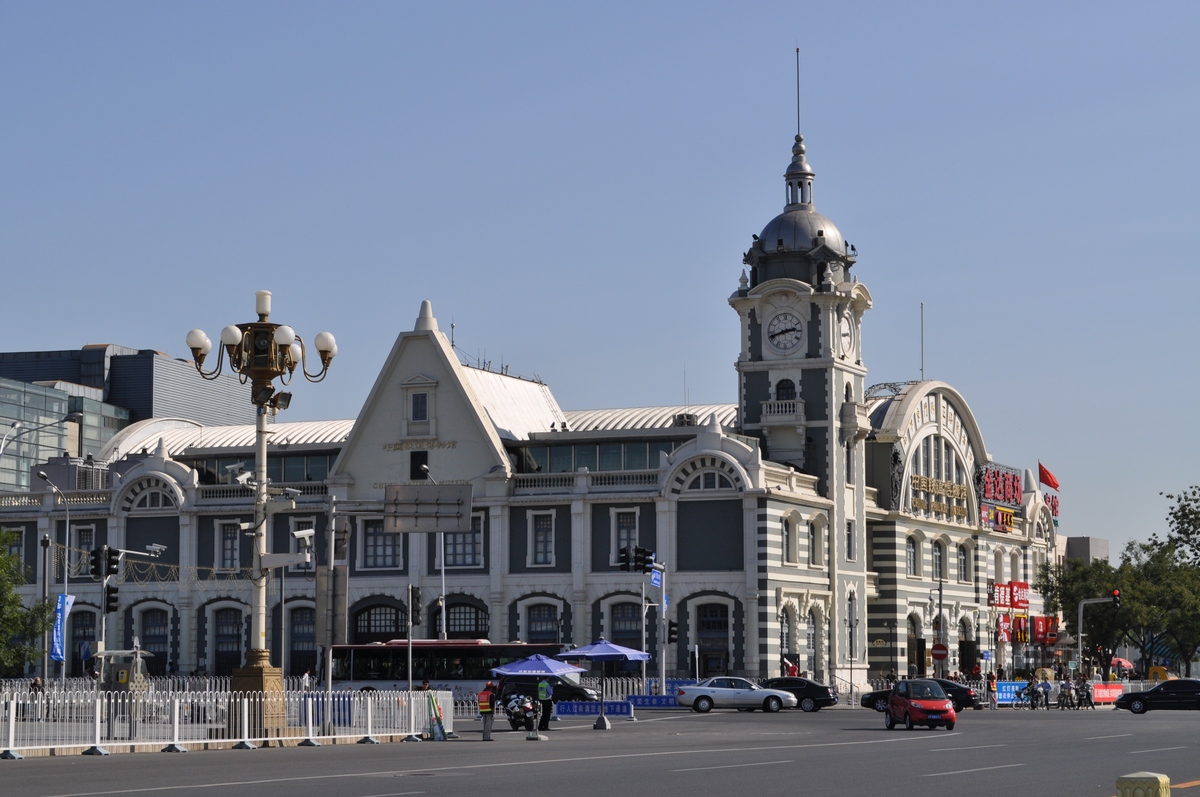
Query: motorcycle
505 693 538 732
1057 685 1076 710
1076 683 1095 710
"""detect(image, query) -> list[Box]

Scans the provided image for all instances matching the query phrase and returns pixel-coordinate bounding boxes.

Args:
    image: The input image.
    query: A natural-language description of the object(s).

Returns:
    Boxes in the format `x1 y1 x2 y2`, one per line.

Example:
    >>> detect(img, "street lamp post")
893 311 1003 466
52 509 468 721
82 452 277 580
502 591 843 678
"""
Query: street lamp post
418 465 448 640
187 290 336 692
37 471 70 684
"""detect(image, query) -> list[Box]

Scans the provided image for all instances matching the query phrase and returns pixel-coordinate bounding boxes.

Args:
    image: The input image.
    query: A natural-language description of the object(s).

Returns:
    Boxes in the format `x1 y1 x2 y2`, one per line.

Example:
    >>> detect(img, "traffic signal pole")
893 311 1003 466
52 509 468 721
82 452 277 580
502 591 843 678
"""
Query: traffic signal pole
659 563 667 695
1077 596 1112 676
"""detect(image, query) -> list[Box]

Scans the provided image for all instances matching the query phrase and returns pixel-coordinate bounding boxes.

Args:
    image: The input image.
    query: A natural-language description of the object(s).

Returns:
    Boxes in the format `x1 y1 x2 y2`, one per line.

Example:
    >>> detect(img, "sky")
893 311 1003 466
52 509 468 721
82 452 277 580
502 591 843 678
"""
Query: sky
2 1 1198 553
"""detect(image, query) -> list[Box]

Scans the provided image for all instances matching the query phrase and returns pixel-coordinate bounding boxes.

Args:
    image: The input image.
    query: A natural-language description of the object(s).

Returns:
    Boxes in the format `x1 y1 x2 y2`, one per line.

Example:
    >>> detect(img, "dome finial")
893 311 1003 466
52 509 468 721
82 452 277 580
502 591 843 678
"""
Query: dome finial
784 133 814 208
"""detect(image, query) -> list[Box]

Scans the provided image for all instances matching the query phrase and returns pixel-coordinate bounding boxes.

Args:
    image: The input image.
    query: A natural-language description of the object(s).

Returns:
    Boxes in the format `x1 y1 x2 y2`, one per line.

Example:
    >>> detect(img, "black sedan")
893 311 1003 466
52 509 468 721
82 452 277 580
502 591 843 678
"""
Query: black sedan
1116 679 1200 714
759 677 839 712
862 687 892 712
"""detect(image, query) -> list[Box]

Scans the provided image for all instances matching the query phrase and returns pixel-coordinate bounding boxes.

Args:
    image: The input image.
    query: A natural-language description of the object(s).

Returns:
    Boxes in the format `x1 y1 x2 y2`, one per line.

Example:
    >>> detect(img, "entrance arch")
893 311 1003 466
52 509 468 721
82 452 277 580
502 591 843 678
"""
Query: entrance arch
907 615 925 677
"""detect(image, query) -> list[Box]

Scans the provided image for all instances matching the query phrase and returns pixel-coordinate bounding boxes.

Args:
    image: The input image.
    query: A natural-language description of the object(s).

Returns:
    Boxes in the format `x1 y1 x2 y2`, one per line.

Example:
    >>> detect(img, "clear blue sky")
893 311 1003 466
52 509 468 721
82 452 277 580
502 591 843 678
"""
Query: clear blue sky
3 2 1197 553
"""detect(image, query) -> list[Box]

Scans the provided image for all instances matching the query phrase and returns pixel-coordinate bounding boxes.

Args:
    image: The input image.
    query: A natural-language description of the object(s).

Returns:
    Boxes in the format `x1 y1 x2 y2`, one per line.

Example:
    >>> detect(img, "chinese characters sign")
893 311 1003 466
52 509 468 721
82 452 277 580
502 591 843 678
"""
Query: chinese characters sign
976 464 1023 508
987 580 1029 609
909 474 969 519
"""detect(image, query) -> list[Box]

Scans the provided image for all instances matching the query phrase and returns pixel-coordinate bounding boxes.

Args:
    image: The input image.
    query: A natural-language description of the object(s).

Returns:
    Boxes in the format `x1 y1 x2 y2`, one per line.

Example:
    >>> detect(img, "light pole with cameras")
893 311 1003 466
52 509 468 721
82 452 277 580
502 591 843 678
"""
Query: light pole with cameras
186 290 336 693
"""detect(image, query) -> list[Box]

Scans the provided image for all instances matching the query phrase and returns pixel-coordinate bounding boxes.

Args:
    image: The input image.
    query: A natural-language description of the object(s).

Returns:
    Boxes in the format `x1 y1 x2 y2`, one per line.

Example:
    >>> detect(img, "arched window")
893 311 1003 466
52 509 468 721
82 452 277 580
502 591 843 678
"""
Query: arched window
214 609 243 676
1011 552 1021 582
782 519 794 564
610 603 641 652
847 593 858 658
446 604 489 639
994 550 1004 583
932 542 944 580
70 611 96 677
808 522 819 566
958 545 970 582
527 604 560 644
806 610 817 674
142 609 169 676
354 605 405 644
906 538 917 576
133 489 177 510
290 606 316 676
686 471 734 490
776 379 797 402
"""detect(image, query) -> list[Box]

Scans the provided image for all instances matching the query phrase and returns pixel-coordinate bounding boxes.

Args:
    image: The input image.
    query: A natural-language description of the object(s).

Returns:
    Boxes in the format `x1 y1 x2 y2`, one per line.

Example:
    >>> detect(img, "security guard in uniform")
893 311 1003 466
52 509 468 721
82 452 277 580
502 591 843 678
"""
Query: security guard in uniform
478 681 496 741
537 677 553 731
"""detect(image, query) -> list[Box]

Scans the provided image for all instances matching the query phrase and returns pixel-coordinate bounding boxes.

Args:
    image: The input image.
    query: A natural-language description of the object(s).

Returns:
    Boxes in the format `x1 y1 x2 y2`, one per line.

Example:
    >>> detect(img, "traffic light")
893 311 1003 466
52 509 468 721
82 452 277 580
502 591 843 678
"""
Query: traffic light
89 548 104 580
1111 588 1121 609
410 586 422 626
633 546 654 574
618 545 632 572
104 584 119 613
104 546 121 577
667 620 679 644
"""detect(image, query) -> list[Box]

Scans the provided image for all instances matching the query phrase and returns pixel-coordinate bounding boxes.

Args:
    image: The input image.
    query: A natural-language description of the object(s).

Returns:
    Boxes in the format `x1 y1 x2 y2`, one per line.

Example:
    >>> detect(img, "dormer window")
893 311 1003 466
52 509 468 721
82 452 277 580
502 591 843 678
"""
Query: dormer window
411 392 428 422
687 471 733 491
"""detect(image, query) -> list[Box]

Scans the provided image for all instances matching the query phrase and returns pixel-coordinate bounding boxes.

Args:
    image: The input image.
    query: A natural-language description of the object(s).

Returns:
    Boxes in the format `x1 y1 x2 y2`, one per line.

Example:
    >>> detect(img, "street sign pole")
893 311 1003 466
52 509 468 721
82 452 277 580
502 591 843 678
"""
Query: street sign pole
659 564 667 695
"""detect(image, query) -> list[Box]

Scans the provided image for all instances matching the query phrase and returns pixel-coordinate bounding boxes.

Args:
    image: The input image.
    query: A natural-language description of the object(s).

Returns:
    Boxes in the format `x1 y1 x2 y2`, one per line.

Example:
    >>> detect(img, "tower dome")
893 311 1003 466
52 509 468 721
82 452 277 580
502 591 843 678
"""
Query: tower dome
743 134 855 287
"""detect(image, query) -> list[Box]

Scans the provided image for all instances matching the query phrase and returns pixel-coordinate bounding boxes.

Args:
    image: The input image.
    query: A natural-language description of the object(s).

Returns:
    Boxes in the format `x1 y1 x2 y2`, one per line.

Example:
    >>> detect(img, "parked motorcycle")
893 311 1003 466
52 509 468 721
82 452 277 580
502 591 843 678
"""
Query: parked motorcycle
505 693 538 732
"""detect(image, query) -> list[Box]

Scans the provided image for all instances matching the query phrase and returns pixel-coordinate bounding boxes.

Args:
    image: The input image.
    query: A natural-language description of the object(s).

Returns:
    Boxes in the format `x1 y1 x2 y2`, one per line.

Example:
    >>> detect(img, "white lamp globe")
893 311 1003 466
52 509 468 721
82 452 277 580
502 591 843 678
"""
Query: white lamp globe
314 332 337 357
274 325 296 346
185 329 212 354
220 325 243 346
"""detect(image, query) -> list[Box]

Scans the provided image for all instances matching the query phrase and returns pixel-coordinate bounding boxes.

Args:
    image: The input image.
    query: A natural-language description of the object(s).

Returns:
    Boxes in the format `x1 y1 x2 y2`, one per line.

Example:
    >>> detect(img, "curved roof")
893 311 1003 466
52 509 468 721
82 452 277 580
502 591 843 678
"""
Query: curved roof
563 404 737 432
101 417 355 460
866 380 988 461
759 208 845 256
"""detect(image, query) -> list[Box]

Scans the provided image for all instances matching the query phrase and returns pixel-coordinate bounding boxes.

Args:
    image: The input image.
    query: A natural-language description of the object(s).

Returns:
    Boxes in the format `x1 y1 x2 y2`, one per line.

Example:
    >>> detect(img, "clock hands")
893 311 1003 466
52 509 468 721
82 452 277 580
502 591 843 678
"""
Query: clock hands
769 327 799 340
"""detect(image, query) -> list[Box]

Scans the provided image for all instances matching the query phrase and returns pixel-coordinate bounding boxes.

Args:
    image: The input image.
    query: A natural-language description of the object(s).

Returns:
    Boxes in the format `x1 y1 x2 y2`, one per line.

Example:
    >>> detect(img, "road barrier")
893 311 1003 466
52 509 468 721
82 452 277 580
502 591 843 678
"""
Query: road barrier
0 689 454 758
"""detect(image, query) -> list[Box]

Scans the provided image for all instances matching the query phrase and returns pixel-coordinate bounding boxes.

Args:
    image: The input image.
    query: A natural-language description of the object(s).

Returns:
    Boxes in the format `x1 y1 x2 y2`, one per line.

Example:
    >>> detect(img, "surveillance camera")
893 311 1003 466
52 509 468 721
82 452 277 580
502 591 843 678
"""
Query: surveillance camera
224 462 245 473
292 529 314 541
234 471 253 485
145 543 167 557
283 487 301 497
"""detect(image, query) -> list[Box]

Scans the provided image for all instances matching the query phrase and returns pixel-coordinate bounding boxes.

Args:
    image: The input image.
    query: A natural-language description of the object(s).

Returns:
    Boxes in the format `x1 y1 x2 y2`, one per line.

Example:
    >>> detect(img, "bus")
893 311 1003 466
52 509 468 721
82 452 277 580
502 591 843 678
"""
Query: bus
327 639 565 698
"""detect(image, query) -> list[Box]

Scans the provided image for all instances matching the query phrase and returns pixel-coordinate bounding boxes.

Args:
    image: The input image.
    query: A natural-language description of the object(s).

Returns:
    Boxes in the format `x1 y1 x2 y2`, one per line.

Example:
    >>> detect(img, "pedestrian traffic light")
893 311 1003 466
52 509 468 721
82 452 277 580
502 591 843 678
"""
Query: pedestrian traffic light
1111 588 1121 609
104 584 119 613
89 548 104 580
618 545 632 572
410 586 422 625
104 546 121 577
667 620 679 644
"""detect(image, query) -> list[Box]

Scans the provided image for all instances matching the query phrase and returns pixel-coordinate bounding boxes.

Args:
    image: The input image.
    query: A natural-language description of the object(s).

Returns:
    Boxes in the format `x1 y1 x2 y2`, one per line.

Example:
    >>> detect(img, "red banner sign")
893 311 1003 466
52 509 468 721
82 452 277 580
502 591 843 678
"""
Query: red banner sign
1011 581 1030 610
996 614 1012 643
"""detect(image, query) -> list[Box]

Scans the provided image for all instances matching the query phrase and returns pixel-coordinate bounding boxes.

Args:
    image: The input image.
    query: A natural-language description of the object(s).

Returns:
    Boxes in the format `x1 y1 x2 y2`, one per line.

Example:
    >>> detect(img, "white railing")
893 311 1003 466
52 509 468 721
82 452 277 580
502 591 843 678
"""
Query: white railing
0 689 454 757
196 482 327 501
589 471 659 489
512 474 574 491
0 494 41 508
761 399 800 417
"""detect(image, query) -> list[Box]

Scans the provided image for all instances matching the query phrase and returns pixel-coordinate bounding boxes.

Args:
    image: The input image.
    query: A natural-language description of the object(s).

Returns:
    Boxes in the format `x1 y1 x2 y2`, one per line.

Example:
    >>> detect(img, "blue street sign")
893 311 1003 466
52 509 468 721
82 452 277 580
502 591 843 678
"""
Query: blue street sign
650 569 662 588
663 593 669 609
981 651 993 661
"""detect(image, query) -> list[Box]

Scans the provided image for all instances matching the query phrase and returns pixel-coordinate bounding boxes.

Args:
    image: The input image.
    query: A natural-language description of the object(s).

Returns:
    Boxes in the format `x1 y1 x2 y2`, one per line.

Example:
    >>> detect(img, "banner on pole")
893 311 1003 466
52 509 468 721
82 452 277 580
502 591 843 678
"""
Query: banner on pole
50 594 75 662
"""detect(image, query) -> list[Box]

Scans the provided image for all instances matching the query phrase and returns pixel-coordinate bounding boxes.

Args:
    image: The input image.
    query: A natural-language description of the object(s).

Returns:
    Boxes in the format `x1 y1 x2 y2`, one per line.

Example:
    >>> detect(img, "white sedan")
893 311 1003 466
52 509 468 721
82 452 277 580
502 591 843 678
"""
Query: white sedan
676 677 800 713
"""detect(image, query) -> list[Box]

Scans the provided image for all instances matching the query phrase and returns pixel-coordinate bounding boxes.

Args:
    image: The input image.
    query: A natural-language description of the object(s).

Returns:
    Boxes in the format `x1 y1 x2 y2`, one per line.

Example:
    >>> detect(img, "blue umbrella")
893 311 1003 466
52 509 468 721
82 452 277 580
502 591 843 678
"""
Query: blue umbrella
490 653 585 677
558 639 650 729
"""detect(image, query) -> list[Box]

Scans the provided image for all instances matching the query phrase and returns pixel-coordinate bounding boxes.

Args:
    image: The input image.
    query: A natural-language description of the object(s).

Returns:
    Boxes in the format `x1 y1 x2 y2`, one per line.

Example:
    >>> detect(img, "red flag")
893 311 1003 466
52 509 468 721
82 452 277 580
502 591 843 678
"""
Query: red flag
1038 462 1059 491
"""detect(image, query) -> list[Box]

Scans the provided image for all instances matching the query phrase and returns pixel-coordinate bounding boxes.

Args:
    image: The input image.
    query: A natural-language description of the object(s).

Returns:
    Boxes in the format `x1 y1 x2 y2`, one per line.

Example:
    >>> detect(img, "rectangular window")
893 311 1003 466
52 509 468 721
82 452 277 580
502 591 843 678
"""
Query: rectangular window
444 513 484 568
3 527 22 560
574 445 598 471
845 520 855 561
362 518 399 569
845 441 854 482
528 512 555 567
410 450 429 481
611 510 638 564
549 446 574 473
283 456 306 483
623 442 648 470
219 522 241 571
411 392 428 422
75 526 94 554
527 604 559 643
598 443 623 471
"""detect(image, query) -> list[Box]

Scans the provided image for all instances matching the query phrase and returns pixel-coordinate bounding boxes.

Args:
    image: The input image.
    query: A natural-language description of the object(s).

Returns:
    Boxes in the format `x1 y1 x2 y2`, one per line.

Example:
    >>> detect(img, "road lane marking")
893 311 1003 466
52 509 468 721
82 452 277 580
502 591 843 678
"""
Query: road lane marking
924 763 1026 777
38 734 955 797
1129 746 1188 754
673 760 792 772
1086 734 1133 740
928 744 1006 752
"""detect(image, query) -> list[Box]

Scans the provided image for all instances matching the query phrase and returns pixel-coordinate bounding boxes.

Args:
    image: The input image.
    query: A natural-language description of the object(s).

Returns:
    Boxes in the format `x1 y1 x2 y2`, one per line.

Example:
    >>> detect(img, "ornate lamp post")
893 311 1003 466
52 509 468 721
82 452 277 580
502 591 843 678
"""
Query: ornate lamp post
186 290 336 692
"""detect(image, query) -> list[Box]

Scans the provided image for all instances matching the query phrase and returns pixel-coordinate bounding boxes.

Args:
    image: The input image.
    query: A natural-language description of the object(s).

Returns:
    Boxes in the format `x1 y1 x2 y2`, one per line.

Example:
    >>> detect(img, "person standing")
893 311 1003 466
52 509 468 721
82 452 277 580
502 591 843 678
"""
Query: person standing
536 676 553 731
987 673 998 709
478 681 496 741
301 669 312 691
30 676 46 721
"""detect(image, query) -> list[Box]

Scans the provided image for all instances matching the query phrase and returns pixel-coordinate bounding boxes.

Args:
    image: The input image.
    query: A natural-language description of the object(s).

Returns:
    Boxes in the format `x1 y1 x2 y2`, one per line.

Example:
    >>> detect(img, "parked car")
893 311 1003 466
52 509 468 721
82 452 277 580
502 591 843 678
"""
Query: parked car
759 677 838 712
862 687 891 712
930 679 982 712
496 674 599 706
676 677 799 713
883 679 957 731
1115 678 1200 714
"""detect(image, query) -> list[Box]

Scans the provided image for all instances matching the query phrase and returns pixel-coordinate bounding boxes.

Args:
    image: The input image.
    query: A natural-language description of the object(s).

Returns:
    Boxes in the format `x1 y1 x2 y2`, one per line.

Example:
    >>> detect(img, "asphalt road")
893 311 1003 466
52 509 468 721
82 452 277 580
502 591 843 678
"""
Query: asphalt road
5 706 1200 797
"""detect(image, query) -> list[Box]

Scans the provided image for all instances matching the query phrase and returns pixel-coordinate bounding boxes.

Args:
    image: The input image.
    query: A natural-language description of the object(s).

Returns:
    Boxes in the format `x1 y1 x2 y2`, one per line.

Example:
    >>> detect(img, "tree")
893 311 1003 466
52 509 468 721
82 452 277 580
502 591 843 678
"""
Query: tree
1035 556 1125 680
1158 487 1200 566
1121 542 1174 678
0 530 54 676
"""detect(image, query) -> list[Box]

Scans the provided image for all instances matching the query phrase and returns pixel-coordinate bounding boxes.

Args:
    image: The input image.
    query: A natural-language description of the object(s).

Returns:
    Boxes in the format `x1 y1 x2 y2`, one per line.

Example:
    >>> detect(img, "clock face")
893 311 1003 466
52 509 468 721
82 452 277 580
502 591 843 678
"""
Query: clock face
767 312 804 352
839 316 854 356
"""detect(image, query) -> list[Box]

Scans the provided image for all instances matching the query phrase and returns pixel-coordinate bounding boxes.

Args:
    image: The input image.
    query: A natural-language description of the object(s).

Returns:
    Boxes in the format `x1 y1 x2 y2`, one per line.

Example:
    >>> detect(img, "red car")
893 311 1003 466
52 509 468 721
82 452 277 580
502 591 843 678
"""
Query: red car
884 679 957 731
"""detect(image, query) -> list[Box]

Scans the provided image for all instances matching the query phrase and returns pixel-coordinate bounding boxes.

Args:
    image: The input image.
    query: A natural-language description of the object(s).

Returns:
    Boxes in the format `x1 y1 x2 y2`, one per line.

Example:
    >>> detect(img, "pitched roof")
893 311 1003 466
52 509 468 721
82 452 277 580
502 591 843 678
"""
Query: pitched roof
459 366 567 442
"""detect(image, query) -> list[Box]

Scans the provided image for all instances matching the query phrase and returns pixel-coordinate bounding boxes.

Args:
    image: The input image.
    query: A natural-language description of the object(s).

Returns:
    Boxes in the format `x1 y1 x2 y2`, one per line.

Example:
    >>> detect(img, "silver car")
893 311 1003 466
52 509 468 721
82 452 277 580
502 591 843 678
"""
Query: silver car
676 677 800 713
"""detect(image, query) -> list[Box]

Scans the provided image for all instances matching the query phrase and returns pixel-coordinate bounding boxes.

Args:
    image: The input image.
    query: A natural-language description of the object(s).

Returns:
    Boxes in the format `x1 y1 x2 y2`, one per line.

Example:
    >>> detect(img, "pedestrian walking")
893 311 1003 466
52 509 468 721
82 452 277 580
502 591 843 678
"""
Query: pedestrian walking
478 681 497 741
987 673 997 709
30 676 46 720
536 676 553 731
301 669 312 690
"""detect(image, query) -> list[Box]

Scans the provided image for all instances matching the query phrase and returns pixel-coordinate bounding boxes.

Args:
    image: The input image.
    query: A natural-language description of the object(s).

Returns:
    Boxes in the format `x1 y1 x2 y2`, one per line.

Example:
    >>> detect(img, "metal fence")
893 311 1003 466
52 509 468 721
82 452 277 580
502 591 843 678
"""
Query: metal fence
0 676 310 694
0 689 455 758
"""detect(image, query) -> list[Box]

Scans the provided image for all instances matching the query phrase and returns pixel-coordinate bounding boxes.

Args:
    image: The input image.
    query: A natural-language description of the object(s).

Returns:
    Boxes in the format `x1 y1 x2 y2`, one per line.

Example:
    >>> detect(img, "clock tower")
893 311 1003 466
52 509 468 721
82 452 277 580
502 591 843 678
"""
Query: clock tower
729 133 873 496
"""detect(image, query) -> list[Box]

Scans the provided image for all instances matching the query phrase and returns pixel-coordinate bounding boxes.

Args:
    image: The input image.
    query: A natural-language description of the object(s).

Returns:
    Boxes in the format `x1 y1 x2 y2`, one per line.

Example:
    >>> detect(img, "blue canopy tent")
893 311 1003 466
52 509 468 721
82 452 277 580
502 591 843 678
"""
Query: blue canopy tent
489 653 586 678
559 639 650 730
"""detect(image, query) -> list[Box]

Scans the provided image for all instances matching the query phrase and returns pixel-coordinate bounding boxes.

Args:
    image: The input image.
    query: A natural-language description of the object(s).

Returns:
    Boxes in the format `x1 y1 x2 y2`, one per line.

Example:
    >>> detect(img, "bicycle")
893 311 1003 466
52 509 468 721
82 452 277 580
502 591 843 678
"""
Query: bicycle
1011 689 1033 710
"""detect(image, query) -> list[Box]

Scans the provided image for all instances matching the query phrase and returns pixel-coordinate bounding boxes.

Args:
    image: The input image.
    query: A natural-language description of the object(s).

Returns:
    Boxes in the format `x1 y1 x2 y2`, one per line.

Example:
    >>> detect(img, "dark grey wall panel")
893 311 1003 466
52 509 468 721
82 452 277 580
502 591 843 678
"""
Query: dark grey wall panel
125 515 180 581
508 505 571 574
677 500 743 571
589 503 656 572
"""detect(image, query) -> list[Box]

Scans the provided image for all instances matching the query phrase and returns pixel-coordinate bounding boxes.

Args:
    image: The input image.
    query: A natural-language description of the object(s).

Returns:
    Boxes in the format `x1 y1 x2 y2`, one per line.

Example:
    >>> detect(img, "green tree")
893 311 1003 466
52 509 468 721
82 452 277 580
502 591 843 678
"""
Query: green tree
1121 542 1173 678
1158 487 1200 566
0 530 54 676
1034 556 1125 680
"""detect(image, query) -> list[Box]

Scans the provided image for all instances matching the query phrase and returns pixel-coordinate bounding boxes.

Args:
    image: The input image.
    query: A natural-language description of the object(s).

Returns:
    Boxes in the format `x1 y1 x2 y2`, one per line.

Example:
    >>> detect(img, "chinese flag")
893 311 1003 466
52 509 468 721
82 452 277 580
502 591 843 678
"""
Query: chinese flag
1038 462 1060 491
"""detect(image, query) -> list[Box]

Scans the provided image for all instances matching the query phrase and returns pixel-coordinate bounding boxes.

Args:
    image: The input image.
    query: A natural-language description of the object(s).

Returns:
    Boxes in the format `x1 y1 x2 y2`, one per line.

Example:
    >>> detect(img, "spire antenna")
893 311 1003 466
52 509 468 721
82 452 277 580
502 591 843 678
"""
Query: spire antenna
795 46 801 137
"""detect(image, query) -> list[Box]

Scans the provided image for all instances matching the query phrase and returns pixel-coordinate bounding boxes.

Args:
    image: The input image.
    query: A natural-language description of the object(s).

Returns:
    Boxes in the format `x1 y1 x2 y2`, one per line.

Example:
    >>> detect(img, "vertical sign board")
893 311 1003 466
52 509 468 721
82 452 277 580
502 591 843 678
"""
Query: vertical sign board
383 484 474 533
650 569 662 588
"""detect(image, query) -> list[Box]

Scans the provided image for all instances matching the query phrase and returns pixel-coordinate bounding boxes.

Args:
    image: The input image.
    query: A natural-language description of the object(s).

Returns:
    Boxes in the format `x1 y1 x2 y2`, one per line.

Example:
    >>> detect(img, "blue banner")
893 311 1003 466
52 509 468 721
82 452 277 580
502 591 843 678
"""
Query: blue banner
80 641 91 662
628 695 679 709
50 594 75 663
995 681 1024 705
554 700 632 717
